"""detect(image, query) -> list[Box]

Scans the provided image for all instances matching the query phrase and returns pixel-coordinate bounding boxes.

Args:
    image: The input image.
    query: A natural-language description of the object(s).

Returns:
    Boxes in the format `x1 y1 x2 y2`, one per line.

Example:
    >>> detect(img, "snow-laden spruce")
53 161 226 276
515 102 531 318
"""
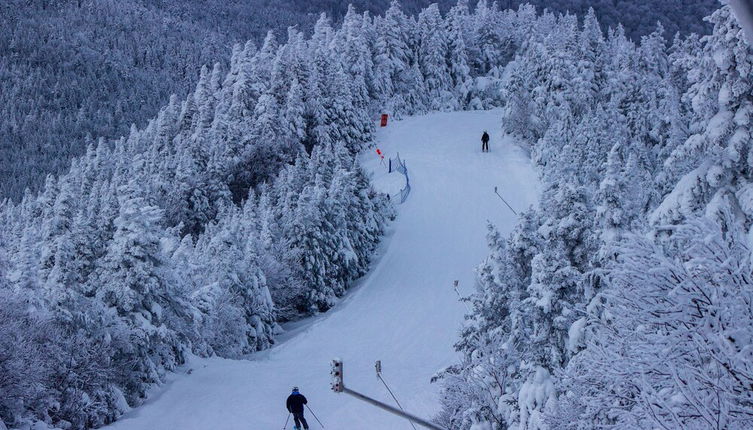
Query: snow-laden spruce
438 4 753 430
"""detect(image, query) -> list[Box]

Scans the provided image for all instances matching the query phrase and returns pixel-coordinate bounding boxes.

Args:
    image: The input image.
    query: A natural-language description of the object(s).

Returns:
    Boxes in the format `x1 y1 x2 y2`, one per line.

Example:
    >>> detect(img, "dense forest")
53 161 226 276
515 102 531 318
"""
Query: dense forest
438 3 753 430
0 0 717 201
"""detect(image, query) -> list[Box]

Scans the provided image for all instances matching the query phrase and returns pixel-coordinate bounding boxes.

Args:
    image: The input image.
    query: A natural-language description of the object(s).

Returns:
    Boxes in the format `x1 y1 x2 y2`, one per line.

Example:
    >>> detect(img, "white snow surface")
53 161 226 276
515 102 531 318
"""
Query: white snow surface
106 110 538 430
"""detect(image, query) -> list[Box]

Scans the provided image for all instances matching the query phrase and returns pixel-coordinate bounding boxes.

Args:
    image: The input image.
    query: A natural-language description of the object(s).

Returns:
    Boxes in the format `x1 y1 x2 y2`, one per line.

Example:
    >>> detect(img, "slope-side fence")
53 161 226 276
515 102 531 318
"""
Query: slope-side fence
389 153 411 204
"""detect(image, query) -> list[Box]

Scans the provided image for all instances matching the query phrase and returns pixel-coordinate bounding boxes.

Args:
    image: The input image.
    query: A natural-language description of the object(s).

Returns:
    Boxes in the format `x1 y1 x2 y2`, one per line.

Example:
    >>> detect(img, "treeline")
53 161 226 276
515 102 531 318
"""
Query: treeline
0 0 716 202
439 3 753 430
517 0 716 41
0 0 457 202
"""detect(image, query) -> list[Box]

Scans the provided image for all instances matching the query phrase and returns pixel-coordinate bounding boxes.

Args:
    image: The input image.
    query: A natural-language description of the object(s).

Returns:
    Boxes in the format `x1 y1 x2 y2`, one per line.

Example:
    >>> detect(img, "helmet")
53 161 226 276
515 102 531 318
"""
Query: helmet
292 386 299 391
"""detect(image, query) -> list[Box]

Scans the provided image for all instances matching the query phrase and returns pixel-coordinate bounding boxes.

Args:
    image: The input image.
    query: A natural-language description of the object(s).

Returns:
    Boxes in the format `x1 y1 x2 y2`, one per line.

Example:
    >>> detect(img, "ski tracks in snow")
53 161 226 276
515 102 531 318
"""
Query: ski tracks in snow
107 109 539 430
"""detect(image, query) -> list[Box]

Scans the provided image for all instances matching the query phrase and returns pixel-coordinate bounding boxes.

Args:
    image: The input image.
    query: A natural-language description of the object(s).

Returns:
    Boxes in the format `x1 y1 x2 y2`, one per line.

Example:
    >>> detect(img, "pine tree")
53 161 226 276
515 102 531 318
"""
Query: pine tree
288 180 332 312
472 0 504 75
418 4 454 110
284 78 307 149
573 8 605 117
229 90 288 198
191 211 276 357
340 5 376 144
9 226 43 308
374 0 414 116
447 0 473 107
39 175 78 297
655 6 753 225
95 180 186 401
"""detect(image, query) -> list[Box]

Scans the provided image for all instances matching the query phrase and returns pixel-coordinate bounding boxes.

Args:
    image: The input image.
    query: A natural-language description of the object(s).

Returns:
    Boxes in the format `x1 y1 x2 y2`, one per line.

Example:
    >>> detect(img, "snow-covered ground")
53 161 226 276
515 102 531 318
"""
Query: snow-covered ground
106 110 539 430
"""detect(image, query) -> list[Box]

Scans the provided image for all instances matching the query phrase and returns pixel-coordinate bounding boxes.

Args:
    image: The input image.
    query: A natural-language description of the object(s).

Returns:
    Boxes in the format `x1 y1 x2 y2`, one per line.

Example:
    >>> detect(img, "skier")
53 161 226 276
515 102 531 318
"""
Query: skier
286 386 309 430
481 131 490 152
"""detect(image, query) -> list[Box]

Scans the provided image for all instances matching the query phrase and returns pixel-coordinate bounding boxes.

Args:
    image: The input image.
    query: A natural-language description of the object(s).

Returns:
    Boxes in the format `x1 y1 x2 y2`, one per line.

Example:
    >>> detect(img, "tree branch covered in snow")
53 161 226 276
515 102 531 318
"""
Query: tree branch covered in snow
439 2 753 430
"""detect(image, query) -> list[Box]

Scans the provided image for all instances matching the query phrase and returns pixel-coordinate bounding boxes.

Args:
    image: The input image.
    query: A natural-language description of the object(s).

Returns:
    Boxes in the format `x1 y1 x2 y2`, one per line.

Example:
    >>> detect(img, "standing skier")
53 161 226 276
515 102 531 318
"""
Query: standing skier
286 386 309 430
481 131 490 152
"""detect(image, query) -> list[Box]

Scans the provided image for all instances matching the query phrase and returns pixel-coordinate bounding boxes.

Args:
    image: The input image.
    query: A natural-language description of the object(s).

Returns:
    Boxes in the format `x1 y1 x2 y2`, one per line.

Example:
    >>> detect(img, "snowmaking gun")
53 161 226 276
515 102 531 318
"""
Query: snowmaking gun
330 359 447 430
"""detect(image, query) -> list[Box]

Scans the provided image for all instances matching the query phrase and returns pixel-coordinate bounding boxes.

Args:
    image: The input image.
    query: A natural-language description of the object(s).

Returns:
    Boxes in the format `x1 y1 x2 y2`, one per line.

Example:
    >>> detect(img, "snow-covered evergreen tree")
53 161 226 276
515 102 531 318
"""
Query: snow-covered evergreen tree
655 5 753 226
418 4 454 110
374 1 416 117
191 211 277 357
95 180 187 401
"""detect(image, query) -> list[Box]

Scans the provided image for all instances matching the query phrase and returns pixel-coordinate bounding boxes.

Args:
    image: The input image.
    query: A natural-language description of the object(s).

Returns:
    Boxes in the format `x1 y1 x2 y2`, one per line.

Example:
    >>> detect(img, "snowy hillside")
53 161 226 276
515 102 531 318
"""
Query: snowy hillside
105 110 538 430
7 1 753 429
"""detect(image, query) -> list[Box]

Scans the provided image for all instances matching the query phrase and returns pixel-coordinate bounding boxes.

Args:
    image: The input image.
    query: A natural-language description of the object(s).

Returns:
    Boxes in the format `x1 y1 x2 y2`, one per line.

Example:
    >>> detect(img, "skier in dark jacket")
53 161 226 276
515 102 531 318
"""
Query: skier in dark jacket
286 387 309 430
481 131 490 152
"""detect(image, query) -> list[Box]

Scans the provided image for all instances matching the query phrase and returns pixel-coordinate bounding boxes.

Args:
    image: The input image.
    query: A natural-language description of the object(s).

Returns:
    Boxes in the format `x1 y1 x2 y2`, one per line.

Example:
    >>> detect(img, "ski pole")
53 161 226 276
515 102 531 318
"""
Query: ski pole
305 404 325 428
283 413 290 429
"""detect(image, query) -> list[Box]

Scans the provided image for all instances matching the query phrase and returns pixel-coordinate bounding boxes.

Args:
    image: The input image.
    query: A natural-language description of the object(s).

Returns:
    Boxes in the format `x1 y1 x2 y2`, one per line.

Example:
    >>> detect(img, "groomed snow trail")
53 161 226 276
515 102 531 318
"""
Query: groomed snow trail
107 110 538 430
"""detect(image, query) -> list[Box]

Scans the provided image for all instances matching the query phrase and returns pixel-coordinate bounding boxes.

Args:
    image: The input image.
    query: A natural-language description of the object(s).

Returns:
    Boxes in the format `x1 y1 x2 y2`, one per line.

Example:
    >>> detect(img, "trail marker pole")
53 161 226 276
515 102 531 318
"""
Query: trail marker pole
330 359 447 430
494 186 518 216
376 149 386 167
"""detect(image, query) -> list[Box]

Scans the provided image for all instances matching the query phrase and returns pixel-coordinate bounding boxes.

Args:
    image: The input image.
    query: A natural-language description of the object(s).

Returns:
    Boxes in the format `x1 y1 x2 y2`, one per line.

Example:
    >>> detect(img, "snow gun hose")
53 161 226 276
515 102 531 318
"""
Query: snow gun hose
306 404 325 428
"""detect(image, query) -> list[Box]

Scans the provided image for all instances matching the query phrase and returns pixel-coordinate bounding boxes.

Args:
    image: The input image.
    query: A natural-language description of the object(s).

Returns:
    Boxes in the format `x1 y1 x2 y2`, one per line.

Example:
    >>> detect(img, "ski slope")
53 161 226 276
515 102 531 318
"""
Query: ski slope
107 110 539 430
